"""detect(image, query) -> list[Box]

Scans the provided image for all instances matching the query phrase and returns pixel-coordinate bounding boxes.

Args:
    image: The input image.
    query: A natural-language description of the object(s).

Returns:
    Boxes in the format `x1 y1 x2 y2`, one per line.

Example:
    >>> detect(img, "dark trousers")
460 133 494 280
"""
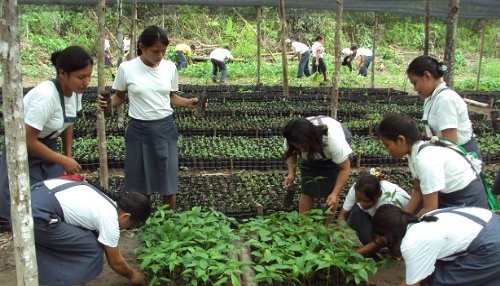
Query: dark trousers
211 58 227 83
176 50 187 70
297 51 311 78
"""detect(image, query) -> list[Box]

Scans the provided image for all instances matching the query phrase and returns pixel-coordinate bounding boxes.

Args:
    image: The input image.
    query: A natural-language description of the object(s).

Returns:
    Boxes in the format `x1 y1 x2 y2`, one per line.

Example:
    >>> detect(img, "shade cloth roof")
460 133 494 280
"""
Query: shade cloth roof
17 0 500 19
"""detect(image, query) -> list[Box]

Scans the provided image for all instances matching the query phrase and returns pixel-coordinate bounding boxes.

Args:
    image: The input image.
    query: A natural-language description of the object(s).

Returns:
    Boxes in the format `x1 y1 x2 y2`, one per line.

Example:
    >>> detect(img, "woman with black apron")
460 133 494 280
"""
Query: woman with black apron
283 116 352 213
378 114 488 217
0 45 92 220
406 55 481 158
372 205 500 286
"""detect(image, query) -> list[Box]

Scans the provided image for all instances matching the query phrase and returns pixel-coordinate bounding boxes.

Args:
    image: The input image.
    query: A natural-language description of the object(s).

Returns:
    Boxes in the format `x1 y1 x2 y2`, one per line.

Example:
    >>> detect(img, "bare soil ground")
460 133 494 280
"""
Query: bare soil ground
0 230 404 285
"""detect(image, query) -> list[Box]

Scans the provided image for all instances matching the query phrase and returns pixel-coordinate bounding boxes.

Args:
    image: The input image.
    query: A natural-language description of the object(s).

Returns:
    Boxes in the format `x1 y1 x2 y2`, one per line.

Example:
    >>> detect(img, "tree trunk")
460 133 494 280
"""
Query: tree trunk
331 0 344 120
423 0 430 55
371 12 377 88
443 0 459 88
0 1 39 285
278 0 289 97
256 6 262 86
131 0 138 59
97 0 109 190
476 19 486 91
116 0 124 67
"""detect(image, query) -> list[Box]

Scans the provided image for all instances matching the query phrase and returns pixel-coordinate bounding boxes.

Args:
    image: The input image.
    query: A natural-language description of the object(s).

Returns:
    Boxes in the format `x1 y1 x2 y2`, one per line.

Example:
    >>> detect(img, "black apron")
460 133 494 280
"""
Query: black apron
31 180 116 285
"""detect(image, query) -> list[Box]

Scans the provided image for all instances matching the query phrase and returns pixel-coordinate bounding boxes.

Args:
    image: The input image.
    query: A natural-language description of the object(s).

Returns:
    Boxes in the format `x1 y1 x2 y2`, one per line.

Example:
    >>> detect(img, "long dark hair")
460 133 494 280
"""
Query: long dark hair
407 55 447 79
137 25 169 56
117 192 151 228
372 204 438 256
283 117 327 161
354 174 382 202
377 113 421 144
50 45 93 75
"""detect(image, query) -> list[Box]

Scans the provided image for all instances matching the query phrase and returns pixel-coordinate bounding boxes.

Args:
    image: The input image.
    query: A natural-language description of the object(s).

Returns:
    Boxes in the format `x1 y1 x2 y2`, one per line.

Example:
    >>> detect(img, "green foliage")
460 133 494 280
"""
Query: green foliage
138 206 244 285
138 207 377 285
239 209 377 284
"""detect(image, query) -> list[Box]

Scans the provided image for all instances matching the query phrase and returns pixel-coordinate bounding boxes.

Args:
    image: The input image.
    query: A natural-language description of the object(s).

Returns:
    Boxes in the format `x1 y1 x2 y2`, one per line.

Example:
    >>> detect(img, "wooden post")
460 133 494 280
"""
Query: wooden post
331 0 344 120
443 0 460 88
423 0 430 55
278 0 289 97
256 6 262 86
0 1 39 284
116 0 124 67
131 0 138 59
371 12 377 89
476 19 486 91
116 0 126 129
97 0 109 190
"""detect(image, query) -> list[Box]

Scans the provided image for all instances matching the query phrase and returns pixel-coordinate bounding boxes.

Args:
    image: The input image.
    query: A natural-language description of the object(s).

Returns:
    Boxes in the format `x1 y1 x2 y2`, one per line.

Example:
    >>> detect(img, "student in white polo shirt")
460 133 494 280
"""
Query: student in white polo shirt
377 113 488 217
209 46 235 84
98 26 198 211
372 205 500 286
285 38 311 78
0 45 92 221
406 55 481 159
338 171 410 256
283 115 352 213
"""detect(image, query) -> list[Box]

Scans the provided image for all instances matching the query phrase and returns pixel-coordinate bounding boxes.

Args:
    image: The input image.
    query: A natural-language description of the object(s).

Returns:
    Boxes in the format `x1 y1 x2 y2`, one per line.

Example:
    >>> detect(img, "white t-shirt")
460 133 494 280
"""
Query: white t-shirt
209 48 234 62
291 41 309 54
44 179 120 248
284 116 352 164
422 82 473 145
341 48 352 61
104 39 111 52
113 57 178 120
122 38 131 52
311 41 325 58
355 47 373 58
342 180 410 216
402 207 492 284
408 141 477 195
23 80 82 139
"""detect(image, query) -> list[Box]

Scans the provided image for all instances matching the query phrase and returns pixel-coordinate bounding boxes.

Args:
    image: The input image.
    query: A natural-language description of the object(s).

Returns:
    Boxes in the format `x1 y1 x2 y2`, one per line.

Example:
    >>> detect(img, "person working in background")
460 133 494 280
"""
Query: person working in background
285 38 311 78
355 47 373 76
341 45 357 72
122 33 131 61
104 33 115 80
311 36 328 82
175 43 196 70
209 46 235 84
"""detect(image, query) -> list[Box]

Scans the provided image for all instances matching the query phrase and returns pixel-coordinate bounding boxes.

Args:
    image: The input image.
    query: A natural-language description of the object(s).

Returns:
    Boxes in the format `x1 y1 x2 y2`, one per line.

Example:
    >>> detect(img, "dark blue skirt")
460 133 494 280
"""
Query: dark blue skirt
124 116 179 195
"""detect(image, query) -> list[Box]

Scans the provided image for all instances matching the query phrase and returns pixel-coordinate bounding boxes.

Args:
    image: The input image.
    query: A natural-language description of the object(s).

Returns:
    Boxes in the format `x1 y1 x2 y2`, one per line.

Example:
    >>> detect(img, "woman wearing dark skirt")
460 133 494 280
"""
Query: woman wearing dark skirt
283 116 352 213
99 26 198 210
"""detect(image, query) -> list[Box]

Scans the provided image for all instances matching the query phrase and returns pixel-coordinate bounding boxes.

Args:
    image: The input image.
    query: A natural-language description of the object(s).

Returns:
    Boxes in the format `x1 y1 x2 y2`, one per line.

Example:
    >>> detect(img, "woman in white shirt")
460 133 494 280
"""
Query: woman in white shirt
283 116 352 213
338 172 410 256
407 55 481 158
311 36 327 82
28 177 151 285
377 113 488 217
372 205 500 286
98 26 198 210
0 45 92 220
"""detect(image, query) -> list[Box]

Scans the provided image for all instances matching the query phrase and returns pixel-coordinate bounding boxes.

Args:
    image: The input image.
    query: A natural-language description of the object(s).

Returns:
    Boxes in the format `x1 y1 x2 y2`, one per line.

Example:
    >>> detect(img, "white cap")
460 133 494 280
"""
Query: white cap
285 39 292 44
